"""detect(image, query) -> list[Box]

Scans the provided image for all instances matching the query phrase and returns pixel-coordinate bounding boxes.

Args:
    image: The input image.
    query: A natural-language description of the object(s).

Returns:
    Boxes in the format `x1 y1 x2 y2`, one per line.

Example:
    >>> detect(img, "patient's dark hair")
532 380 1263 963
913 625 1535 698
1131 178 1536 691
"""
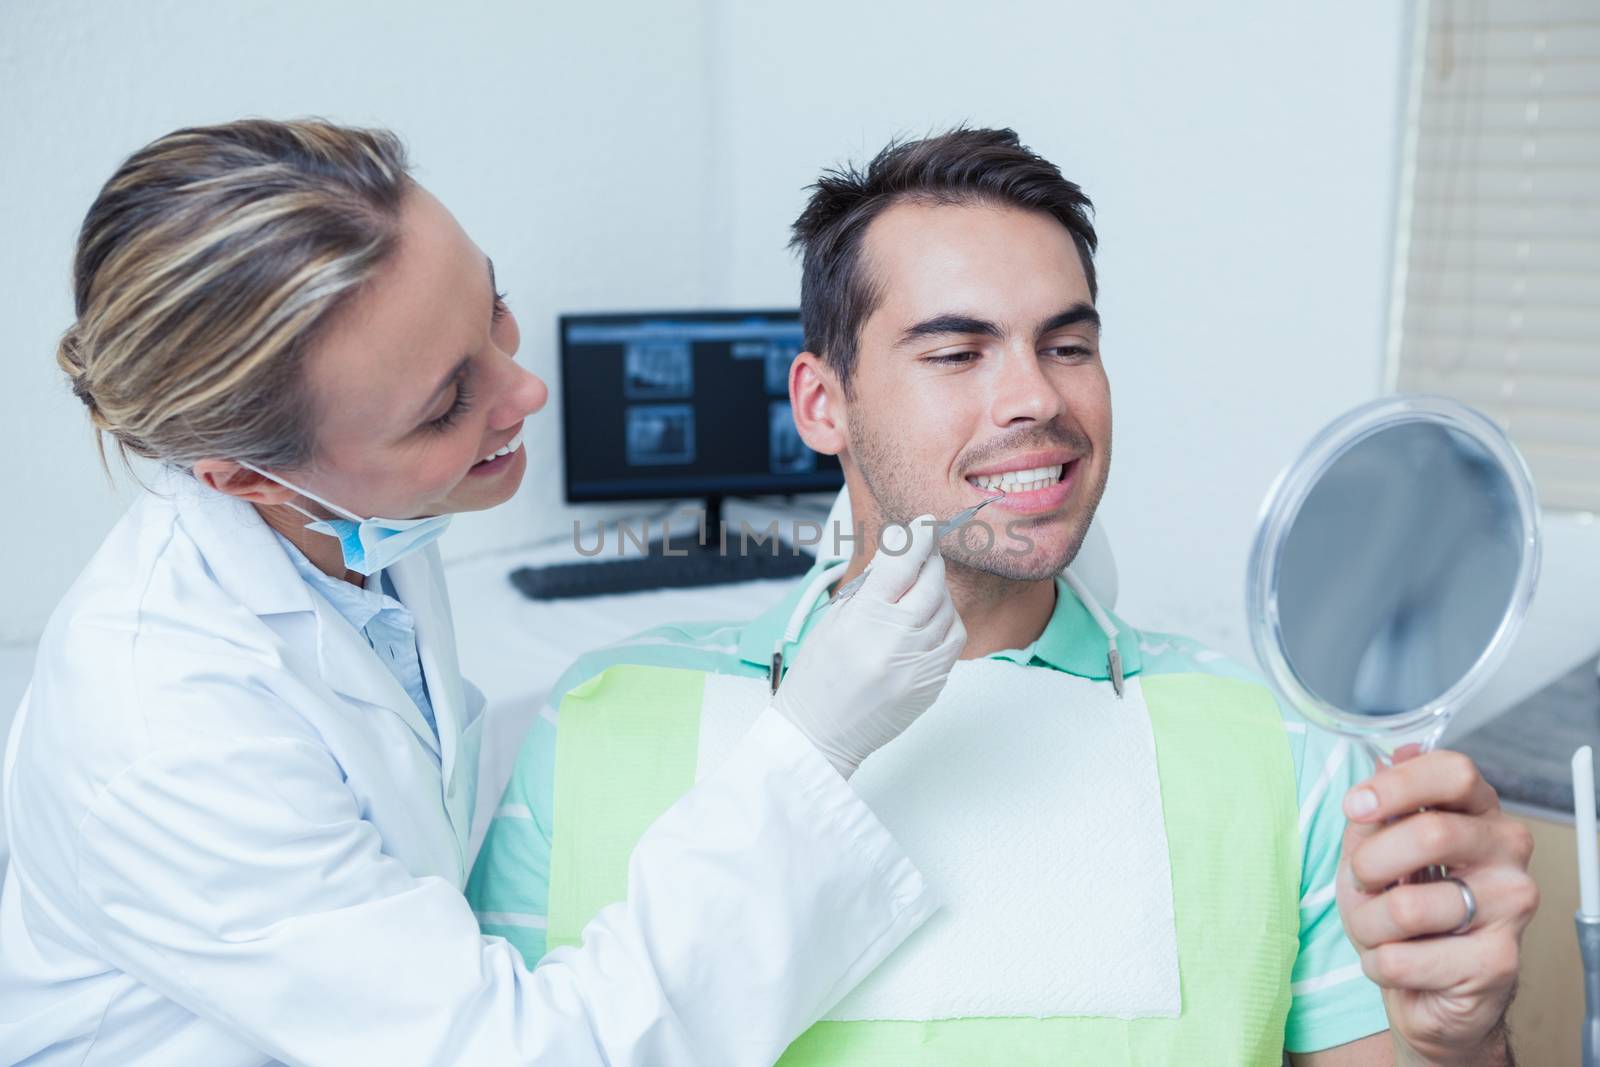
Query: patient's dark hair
789 126 1097 395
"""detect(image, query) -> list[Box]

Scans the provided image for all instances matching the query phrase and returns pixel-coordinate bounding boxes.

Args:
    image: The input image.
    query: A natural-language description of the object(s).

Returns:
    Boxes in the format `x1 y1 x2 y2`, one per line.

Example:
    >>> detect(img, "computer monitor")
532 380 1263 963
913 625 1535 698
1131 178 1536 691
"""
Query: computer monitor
559 310 845 504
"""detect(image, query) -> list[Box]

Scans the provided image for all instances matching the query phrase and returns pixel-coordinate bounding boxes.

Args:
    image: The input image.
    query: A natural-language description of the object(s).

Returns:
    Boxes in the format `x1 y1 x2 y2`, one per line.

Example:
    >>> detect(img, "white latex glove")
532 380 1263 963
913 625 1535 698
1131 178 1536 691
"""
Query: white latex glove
775 514 966 779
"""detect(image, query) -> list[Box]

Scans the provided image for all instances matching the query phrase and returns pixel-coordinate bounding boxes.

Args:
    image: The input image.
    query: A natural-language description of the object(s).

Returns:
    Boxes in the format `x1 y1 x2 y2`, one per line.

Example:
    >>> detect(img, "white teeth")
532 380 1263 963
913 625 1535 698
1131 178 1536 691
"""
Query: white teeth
477 430 524 465
968 464 1065 493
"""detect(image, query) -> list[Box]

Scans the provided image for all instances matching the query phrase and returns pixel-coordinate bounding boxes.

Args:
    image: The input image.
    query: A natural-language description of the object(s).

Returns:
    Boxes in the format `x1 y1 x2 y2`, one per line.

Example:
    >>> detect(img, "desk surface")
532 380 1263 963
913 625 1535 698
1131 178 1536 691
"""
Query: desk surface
1451 654 1600 817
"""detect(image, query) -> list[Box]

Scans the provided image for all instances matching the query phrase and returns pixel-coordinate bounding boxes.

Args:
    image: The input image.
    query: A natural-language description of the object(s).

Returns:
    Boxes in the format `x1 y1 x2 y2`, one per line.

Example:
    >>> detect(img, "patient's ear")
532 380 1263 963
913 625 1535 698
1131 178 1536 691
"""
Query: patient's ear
790 351 847 456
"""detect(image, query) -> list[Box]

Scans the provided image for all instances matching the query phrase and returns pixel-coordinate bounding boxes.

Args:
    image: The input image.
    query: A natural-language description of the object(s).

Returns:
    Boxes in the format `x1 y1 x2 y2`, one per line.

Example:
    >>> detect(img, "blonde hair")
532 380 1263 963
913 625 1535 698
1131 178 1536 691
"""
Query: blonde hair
57 118 413 472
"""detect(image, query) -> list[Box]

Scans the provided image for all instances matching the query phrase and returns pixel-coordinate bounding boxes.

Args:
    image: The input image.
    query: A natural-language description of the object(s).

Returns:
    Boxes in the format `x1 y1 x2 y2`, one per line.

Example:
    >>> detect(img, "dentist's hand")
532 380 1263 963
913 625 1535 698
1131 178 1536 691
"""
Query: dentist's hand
775 514 965 780
1336 748 1537 1066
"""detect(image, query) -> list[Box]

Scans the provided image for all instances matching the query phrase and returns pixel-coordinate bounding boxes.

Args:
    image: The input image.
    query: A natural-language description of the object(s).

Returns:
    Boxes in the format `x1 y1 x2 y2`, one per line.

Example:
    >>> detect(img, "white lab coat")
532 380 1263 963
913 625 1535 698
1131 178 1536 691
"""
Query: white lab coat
0 469 935 1067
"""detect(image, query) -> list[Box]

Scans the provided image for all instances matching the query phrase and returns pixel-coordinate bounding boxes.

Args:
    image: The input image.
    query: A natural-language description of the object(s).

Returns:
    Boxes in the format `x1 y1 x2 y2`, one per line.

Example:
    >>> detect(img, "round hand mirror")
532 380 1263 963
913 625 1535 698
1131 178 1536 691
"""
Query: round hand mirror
1246 395 1541 765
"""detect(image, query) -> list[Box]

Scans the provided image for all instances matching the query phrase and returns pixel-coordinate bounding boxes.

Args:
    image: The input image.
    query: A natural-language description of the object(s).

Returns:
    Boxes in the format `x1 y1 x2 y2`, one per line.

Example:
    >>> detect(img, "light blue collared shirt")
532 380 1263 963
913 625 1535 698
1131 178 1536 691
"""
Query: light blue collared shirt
272 532 437 741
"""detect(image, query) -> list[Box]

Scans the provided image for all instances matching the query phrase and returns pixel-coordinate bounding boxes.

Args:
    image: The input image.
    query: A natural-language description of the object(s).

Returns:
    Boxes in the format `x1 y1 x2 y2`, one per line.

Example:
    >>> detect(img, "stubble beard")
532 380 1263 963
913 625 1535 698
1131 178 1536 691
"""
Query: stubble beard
847 405 1111 587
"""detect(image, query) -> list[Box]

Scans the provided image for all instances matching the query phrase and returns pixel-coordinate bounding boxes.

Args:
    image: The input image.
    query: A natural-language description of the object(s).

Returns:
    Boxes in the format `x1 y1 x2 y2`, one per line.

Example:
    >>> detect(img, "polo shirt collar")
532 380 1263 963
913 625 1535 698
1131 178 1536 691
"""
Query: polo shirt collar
738 561 1143 682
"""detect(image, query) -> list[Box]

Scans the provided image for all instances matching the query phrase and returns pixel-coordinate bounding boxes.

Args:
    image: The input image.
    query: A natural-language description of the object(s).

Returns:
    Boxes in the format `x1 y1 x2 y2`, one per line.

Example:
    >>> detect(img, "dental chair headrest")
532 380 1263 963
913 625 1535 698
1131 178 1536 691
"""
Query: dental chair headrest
819 486 1118 609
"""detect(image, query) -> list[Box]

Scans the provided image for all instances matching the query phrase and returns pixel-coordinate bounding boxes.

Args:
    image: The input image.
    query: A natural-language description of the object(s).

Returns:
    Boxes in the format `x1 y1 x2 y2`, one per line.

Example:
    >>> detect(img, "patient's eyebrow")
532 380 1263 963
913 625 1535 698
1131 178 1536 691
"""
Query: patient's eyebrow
1038 303 1101 337
894 314 1003 349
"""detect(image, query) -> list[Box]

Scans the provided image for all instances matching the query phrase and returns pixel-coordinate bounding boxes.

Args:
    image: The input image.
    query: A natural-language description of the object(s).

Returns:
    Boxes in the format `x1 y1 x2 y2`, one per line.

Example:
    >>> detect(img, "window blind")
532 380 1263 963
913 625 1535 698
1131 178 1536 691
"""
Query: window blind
1389 0 1600 511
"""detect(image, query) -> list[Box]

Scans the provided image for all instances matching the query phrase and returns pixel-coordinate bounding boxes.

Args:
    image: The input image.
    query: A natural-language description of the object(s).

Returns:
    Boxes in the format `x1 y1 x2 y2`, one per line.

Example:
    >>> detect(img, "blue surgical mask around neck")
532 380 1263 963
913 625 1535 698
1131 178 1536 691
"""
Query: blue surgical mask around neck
235 461 452 577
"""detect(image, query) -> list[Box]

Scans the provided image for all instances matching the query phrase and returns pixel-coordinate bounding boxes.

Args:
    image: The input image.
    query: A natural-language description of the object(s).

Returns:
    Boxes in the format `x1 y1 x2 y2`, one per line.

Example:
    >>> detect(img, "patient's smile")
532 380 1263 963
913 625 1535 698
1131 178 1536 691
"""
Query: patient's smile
963 452 1080 517
968 464 1062 493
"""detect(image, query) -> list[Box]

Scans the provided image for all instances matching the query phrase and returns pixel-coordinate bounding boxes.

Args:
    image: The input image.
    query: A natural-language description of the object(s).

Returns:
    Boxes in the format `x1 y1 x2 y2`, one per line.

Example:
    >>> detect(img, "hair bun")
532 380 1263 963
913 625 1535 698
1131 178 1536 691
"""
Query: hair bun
57 328 103 417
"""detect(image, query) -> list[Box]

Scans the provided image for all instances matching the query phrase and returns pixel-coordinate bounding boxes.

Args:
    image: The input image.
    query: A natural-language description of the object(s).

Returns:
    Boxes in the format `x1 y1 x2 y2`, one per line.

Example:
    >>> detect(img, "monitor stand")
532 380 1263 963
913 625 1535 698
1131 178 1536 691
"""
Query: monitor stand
508 494 817 600
695 494 727 554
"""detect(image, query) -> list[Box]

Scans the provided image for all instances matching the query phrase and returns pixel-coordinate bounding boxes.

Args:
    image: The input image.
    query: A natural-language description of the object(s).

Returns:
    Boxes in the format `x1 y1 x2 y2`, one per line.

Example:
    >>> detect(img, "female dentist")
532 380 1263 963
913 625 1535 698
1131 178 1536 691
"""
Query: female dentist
0 119 965 1067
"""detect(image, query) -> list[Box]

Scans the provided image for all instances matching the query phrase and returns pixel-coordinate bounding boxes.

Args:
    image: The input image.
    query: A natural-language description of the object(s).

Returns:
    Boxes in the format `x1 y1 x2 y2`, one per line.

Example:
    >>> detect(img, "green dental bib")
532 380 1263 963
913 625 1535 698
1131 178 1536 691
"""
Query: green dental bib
548 664 1300 1066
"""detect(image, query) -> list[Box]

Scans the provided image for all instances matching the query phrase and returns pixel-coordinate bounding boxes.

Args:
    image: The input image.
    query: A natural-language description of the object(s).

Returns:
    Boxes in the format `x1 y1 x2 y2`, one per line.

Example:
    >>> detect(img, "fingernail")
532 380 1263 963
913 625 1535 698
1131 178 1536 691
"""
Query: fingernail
1344 787 1378 819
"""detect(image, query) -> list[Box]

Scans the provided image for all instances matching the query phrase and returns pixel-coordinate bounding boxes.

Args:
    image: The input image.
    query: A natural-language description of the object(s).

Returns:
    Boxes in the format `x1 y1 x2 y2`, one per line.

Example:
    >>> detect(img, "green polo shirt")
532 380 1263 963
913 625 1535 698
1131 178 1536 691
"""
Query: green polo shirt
466 567 1389 1054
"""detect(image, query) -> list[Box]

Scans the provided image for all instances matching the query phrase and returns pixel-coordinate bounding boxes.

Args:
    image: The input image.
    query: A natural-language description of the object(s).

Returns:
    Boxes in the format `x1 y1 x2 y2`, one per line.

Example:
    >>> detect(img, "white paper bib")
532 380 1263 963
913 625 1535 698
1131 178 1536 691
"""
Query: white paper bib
696 658 1181 1023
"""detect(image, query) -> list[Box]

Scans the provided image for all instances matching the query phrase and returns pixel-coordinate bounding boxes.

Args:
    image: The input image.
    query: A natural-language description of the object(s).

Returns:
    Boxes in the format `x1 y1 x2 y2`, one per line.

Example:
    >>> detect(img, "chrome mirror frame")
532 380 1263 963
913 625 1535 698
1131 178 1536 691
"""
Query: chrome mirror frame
1246 394 1542 755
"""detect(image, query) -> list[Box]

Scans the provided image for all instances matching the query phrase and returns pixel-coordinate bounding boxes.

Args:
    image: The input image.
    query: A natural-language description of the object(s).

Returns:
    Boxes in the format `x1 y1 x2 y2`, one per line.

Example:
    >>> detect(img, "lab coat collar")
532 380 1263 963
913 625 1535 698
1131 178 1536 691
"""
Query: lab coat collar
301 546 477 861
388 548 471 782
736 561 1144 682
304 588 442 758
157 464 314 618
162 466 472 766
390 548 479 866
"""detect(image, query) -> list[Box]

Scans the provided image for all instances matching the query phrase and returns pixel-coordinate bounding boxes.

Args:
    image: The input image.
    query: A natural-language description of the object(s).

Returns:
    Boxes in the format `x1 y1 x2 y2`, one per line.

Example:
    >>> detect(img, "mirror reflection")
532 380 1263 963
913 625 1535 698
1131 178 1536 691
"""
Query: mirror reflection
1275 420 1525 719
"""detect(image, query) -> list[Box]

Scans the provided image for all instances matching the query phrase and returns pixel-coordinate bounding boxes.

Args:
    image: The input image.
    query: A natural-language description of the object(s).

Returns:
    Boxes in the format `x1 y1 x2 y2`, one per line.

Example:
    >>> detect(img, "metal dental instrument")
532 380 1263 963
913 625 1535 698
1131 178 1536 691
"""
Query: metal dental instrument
769 495 1006 696
825 495 1005 609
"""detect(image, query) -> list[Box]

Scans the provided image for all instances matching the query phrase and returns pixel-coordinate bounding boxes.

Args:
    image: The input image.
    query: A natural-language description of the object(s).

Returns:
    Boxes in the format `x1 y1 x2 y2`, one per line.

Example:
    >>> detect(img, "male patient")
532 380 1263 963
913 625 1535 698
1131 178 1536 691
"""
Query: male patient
468 129 1535 1065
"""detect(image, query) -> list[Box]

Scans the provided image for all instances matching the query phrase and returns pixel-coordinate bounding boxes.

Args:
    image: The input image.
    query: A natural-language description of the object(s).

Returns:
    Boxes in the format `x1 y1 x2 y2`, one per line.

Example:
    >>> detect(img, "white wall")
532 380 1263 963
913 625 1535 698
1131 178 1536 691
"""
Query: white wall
0 0 1409 659
0 0 717 642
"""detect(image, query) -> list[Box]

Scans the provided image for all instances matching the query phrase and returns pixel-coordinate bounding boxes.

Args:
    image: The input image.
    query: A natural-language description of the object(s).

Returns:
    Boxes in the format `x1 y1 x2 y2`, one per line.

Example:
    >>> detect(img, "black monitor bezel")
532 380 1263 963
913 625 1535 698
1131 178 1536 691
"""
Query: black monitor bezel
558 309 844 504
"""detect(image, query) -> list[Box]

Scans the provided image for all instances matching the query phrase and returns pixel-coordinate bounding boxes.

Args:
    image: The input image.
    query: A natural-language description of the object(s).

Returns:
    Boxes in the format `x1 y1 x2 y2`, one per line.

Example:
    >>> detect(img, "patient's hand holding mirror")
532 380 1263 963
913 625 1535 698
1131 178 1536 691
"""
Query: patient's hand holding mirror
1247 396 1541 877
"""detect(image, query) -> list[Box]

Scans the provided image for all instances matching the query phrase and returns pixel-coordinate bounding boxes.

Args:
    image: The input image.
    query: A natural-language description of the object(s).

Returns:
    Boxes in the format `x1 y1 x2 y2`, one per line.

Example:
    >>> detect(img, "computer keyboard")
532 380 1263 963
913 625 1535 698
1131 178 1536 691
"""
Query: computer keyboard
510 542 817 599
